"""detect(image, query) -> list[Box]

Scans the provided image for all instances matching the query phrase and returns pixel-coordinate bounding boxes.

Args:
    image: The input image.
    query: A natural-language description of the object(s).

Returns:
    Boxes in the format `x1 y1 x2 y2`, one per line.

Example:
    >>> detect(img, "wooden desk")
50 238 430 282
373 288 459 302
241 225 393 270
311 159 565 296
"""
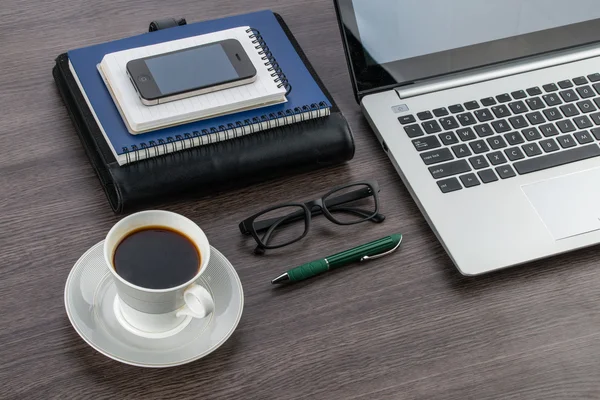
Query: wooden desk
2 0 600 398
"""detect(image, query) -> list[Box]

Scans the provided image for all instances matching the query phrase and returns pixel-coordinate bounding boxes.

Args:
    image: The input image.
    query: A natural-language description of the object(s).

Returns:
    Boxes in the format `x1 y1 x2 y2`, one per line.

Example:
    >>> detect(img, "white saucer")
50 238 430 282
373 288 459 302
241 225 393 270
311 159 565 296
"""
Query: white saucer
64 241 244 368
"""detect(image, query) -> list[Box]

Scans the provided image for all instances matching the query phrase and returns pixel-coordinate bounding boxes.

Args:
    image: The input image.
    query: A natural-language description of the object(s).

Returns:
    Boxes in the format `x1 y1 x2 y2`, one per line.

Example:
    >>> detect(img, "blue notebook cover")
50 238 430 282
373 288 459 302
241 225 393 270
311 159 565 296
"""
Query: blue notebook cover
68 10 331 159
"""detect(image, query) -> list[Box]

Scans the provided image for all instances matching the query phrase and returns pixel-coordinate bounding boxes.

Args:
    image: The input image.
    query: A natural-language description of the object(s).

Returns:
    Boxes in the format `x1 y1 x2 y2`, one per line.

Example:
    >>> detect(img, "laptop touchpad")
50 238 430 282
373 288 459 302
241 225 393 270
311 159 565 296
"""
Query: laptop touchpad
522 168 600 240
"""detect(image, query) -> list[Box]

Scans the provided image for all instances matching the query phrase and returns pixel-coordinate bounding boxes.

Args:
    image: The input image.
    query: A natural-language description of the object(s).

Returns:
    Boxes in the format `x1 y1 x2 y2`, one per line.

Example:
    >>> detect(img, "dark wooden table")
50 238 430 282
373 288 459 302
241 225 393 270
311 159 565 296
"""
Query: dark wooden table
2 0 600 399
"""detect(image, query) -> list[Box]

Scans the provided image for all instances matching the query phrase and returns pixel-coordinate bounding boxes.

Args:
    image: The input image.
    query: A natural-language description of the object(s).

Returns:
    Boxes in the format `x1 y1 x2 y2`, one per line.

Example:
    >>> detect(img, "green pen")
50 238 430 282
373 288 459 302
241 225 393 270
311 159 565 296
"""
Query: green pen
271 233 403 284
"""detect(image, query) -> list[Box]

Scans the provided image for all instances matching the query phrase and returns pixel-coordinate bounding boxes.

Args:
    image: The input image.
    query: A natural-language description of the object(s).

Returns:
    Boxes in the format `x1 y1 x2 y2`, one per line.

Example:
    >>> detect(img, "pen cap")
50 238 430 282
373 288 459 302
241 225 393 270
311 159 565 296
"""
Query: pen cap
327 233 403 265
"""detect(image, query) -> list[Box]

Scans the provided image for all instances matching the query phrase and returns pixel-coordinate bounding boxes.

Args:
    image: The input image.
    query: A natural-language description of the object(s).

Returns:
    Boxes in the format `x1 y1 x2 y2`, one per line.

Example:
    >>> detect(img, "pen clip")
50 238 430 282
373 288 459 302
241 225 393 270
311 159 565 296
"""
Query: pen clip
360 236 403 262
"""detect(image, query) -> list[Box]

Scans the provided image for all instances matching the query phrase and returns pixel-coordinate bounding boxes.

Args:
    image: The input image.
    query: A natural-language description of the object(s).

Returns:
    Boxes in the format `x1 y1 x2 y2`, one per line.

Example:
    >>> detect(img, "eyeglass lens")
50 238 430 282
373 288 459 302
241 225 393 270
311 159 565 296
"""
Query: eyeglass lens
252 205 308 247
323 183 377 224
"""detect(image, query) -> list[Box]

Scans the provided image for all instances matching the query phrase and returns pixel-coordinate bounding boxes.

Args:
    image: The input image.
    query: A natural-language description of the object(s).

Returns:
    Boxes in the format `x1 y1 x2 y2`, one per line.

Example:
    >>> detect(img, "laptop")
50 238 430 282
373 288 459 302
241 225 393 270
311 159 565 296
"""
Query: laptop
335 0 600 275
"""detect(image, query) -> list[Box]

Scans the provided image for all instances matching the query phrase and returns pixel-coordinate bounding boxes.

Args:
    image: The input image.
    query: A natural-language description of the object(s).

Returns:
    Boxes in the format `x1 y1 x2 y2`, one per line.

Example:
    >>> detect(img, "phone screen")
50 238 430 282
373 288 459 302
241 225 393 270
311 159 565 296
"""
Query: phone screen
144 43 240 95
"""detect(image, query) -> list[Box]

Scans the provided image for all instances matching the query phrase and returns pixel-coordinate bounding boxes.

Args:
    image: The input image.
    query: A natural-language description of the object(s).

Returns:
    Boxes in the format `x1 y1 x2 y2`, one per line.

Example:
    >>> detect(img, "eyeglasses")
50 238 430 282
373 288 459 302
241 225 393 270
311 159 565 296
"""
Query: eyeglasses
239 181 385 254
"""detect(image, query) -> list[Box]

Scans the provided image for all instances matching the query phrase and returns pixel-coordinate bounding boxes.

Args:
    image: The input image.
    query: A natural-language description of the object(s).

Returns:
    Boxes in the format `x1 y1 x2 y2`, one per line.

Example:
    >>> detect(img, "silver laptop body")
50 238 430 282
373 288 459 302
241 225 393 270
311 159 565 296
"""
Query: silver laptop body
336 0 600 275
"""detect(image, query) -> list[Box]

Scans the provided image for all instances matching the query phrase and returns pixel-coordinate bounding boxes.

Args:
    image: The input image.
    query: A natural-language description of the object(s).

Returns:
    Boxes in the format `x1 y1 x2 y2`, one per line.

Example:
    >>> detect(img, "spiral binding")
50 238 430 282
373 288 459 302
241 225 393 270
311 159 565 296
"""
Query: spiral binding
246 27 292 95
120 30 328 165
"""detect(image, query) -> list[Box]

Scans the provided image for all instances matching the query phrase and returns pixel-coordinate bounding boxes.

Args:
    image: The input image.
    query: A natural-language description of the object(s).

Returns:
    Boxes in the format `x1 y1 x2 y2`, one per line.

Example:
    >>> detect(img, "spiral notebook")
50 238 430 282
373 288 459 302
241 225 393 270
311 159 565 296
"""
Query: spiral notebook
98 26 289 134
68 11 332 165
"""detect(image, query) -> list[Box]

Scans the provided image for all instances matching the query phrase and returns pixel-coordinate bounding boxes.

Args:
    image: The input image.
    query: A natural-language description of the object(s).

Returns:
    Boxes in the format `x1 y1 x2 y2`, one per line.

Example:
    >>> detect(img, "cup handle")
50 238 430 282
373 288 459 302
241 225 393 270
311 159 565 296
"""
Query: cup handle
176 284 214 319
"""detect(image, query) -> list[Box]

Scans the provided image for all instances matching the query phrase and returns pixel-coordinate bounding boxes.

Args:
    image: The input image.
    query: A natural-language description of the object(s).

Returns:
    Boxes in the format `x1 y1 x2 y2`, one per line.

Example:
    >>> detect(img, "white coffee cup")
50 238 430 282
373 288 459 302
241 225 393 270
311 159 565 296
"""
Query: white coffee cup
104 210 214 338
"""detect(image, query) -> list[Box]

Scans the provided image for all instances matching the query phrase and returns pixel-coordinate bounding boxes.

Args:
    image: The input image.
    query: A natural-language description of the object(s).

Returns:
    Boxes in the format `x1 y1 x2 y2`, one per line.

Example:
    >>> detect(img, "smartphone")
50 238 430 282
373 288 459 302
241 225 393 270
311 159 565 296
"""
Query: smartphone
126 39 257 105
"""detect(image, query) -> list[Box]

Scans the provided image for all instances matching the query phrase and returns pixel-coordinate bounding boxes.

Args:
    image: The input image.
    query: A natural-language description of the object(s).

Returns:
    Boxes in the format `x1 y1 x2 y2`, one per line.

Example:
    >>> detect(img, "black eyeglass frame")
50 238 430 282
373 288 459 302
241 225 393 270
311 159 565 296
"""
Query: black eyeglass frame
239 181 384 253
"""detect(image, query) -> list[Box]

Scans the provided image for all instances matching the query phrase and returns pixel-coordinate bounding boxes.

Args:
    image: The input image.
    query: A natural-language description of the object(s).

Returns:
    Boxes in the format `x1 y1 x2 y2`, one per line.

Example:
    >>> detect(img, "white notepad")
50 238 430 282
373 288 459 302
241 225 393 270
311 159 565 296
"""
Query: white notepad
99 26 288 134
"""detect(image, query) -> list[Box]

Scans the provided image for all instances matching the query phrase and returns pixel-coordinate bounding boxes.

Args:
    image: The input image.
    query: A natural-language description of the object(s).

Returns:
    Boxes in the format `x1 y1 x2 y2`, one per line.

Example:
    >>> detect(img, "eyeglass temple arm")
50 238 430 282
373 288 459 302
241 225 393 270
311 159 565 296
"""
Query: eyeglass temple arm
252 186 377 232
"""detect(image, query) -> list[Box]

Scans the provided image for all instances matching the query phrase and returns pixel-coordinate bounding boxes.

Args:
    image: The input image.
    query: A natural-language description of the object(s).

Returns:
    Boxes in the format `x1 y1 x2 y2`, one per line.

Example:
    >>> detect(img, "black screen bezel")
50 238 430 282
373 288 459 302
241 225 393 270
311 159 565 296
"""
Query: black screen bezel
126 39 257 101
335 0 600 101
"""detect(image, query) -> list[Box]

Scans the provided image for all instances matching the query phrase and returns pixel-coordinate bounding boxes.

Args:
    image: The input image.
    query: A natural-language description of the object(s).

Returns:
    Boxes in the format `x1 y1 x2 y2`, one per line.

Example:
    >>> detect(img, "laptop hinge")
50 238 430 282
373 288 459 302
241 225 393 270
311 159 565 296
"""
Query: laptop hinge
395 43 600 99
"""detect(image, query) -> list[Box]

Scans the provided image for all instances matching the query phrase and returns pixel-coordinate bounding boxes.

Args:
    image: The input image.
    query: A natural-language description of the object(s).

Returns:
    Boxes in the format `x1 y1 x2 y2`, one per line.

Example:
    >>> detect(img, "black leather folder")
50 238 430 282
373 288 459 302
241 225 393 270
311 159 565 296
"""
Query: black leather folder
53 13 355 213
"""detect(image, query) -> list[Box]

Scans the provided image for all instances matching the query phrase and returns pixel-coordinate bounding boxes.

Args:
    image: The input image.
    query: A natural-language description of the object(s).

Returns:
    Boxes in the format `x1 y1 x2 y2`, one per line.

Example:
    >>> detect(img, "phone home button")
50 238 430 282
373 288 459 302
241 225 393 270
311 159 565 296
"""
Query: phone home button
138 75 150 83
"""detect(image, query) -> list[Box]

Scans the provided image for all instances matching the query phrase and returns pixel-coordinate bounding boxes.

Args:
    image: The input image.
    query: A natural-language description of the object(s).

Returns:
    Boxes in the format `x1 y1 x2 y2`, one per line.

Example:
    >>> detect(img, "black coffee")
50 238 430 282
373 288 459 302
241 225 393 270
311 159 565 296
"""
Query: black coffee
113 226 201 289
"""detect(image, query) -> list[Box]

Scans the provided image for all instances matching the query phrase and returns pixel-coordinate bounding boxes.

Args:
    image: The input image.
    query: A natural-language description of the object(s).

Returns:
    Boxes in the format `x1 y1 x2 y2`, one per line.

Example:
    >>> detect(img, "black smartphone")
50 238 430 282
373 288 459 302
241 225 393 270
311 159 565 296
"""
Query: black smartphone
126 39 257 105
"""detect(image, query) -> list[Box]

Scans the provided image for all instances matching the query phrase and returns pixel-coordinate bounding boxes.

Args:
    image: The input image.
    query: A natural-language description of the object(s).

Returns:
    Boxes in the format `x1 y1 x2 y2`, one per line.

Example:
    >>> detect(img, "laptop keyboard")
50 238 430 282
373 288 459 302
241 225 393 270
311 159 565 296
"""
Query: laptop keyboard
400 73 600 193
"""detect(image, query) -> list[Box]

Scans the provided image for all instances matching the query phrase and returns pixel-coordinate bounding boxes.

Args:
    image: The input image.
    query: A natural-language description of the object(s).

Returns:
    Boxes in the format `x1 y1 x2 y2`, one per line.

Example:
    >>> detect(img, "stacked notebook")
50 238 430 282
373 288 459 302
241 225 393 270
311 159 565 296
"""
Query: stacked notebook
97 26 290 134
54 11 354 212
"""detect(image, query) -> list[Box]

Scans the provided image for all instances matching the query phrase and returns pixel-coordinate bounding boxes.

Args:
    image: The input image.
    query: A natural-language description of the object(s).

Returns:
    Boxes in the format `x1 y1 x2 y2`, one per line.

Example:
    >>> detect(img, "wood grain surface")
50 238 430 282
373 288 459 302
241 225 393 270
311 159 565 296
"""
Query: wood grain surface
1 0 600 399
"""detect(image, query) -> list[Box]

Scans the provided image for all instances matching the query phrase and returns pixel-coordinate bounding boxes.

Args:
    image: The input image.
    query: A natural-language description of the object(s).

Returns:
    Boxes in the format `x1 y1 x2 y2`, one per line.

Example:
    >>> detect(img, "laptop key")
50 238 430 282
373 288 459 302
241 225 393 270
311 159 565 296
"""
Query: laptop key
543 83 559 92
543 93 562 106
522 127 542 141
437 178 462 193
543 108 562 121
508 100 528 114
478 169 499 183
422 120 442 134
514 144 600 174
495 165 517 179
439 116 459 130
412 136 441 151
469 155 490 170
439 131 459 145
452 144 472 158
540 138 560 153
594 83 600 95
573 76 588 85
509 115 528 129
460 173 480 188
429 159 471 179
559 89 579 103
399 115 416 125
474 123 494 137
588 73 600 82
491 104 511 118
560 104 580 117
457 112 476 126
577 85 595 98
449 104 465 113
405 124 424 138
525 111 545 125
491 119 510 133
504 131 525 145
592 112 600 125
558 80 573 89
505 147 525 161
457 127 477 141
464 101 480 110
522 142 543 157
577 100 596 113
474 108 493 122
539 123 559 137
487 136 508 150
526 97 545 110
591 128 600 140
481 97 496 106
511 90 527 99
470 140 490 154
417 111 433 120
526 87 542 96
574 130 594 144
557 134 576 148
420 148 454 165
556 119 576 133
496 93 512 103
487 151 508 165
574 115 593 129
433 107 449 117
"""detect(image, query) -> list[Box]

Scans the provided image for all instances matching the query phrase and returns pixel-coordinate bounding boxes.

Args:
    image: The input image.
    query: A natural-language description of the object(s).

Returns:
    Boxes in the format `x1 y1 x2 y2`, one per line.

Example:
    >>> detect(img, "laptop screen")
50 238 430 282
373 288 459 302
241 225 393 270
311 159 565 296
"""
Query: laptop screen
337 0 600 96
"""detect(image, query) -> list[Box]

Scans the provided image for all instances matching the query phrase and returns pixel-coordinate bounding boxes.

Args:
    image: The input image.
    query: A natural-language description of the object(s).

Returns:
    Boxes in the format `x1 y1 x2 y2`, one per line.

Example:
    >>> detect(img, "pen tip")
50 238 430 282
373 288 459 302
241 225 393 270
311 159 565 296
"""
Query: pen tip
271 273 289 284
